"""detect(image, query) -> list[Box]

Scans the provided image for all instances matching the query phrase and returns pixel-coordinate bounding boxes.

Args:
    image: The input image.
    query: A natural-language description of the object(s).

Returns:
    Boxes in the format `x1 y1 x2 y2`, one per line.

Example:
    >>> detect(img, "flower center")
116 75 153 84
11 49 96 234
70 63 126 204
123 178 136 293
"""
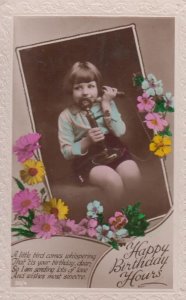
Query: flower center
143 98 148 104
157 142 164 148
93 207 98 213
50 207 59 217
102 229 108 236
21 199 31 208
28 167 38 176
42 223 51 232
112 216 125 229
165 100 171 107
149 80 156 88
151 119 158 125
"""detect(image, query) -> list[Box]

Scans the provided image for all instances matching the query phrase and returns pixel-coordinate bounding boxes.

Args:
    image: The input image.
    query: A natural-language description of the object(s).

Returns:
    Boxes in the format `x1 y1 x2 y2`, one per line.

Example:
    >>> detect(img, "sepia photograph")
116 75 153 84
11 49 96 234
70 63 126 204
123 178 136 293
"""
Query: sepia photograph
15 20 173 221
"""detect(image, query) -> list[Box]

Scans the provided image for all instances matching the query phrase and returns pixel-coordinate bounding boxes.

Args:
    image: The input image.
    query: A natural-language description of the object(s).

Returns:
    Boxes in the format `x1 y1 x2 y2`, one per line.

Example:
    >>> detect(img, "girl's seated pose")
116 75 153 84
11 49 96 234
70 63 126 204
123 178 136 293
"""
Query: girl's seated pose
58 61 141 203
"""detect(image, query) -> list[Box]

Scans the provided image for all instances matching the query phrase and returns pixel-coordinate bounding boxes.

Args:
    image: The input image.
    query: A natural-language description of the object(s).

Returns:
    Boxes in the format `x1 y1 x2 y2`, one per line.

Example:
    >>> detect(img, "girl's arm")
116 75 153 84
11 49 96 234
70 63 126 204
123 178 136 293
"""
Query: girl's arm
101 86 126 137
58 111 85 160
58 110 104 159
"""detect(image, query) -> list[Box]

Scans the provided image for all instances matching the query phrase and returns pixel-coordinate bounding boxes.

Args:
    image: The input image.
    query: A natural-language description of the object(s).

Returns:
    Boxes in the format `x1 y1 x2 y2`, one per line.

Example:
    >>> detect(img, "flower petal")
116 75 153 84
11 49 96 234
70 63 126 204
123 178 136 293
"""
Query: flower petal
163 136 172 146
154 148 165 157
149 142 157 152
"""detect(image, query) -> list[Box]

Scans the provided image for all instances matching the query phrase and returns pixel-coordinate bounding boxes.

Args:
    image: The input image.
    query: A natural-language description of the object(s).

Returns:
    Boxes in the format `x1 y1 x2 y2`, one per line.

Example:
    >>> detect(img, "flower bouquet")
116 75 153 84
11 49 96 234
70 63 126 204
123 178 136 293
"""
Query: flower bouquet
133 73 174 158
12 133 149 249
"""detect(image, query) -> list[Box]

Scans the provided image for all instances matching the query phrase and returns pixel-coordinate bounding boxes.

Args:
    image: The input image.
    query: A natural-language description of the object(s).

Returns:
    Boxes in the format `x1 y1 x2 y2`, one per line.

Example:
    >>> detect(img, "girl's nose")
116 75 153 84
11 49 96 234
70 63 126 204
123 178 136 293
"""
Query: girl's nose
82 87 89 96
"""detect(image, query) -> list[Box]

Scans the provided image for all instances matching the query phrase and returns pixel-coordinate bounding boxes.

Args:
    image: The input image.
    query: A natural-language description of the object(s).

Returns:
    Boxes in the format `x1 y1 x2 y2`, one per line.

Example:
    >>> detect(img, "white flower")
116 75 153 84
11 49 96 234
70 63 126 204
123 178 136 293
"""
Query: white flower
96 225 114 243
163 92 174 108
87 200 103 218
115 228 128 239
142 73 163 96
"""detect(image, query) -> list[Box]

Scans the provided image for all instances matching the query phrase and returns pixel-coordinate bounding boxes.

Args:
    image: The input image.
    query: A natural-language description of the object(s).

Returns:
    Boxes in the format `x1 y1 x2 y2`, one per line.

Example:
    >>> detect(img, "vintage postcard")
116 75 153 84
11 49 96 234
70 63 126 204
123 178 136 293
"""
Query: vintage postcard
0 1 185 300
12 16 173 288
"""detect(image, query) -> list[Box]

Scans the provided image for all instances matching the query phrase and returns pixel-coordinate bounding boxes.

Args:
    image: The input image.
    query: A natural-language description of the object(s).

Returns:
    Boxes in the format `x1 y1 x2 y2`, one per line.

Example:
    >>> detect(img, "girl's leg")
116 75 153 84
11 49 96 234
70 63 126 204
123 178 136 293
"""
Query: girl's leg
116 160 141 190
88 165 125 204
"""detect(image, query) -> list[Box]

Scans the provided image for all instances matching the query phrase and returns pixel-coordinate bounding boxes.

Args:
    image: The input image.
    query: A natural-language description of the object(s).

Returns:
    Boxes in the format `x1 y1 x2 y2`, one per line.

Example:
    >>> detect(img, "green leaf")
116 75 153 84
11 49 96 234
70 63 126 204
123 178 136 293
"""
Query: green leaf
158 127 172 137
18 216 30 222
137 213 145 220
13 177 25 190
154 101 166 113
11 227 35 237
122 202 149 237
133 202 141 210
42 195 47 202
125 219 149 237
27 210 35 228
28 209 35 220
40 187 46 195
108 240 119 250
18 210 35 228
97 213 104 225
166 106 174 112
132 74 144 87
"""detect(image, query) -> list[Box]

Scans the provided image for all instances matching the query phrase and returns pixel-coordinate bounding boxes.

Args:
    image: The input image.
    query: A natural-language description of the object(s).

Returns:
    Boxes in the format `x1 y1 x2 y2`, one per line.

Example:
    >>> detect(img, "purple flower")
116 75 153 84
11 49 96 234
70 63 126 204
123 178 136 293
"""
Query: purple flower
59 219 78 235
13 133 41 162
13 188 40 215
78 218 98 237
58 218 98 237
72 222 87 236
31 214 59 239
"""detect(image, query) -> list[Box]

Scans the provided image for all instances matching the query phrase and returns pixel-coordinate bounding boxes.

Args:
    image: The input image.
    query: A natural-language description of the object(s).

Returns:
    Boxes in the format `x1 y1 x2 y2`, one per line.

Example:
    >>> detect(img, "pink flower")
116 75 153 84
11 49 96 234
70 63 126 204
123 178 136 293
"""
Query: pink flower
13 188 41 215
72 222 87 236
31 214 59 239
145 113 168 132
59 219 78 235
13 133 41 162
108 212 128 231
137 92 155 112
59 218 98 237
78 218 98 237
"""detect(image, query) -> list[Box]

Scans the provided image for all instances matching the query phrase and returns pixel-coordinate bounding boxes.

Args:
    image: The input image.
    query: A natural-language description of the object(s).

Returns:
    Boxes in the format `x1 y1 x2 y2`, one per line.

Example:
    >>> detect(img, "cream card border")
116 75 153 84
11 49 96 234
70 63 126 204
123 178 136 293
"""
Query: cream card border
0 0 185 299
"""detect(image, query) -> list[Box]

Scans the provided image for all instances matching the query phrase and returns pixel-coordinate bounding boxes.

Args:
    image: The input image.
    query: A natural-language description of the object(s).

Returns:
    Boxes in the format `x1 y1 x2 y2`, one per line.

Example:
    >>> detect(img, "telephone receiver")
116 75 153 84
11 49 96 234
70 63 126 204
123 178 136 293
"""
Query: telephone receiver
97 86 125 101
75 86 125 173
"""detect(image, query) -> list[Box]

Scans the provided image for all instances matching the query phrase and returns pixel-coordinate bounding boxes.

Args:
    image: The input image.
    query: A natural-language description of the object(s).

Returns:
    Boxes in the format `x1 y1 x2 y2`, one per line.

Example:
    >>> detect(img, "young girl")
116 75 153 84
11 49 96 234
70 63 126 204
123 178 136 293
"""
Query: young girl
58 61 141 202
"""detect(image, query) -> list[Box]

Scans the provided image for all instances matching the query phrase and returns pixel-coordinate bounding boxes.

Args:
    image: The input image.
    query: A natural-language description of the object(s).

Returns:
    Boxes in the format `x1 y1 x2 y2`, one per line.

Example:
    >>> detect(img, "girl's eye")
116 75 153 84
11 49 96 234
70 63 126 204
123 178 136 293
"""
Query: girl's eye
88 84 96 88
74 86 81 90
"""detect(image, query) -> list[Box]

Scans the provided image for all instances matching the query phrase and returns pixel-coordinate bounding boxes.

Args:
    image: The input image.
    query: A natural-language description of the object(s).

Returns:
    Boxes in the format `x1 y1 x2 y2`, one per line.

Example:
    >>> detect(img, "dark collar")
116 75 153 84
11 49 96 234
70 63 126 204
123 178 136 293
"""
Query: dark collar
69 101 101 115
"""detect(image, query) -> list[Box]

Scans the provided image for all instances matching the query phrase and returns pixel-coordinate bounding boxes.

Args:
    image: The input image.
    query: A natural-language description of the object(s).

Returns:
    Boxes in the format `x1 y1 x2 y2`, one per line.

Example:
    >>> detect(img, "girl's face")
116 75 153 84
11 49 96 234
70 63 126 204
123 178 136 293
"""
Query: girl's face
72 81 98 105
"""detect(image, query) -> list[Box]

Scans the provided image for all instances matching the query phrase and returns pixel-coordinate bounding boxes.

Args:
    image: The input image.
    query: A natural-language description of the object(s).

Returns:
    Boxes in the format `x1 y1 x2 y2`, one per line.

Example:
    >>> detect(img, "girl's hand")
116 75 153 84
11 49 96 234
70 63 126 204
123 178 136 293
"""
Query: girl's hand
87 127 105 144
102 86 118 104
80 128 104 154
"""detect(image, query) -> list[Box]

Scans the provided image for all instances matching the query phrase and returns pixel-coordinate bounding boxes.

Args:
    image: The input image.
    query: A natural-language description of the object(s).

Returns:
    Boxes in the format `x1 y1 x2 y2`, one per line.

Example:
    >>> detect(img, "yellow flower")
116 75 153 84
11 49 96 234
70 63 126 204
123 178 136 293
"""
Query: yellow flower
149 135 172 157
43 198 69 220
20 159 45 185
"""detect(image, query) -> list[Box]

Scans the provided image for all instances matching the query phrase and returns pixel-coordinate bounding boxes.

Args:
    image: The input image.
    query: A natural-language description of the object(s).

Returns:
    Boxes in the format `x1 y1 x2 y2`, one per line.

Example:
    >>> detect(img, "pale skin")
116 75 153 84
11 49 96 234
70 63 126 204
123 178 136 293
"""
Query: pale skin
72 81 141 201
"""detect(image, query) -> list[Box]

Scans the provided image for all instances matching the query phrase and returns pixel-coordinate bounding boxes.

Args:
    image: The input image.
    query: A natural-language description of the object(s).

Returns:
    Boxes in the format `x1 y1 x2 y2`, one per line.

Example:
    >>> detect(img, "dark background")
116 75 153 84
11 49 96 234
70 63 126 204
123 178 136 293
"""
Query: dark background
18 26 171 221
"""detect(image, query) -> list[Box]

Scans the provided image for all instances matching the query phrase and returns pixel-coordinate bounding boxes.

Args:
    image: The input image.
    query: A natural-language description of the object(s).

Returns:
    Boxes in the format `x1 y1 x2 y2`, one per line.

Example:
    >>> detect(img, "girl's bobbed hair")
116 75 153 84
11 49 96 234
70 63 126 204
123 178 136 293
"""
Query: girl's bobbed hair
63 61 103 97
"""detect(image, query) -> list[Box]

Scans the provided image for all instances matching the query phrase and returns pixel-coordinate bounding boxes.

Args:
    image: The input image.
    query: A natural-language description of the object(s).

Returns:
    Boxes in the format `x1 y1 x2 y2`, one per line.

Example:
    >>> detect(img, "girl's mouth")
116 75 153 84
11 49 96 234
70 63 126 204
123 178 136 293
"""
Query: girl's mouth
79 98 92 109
